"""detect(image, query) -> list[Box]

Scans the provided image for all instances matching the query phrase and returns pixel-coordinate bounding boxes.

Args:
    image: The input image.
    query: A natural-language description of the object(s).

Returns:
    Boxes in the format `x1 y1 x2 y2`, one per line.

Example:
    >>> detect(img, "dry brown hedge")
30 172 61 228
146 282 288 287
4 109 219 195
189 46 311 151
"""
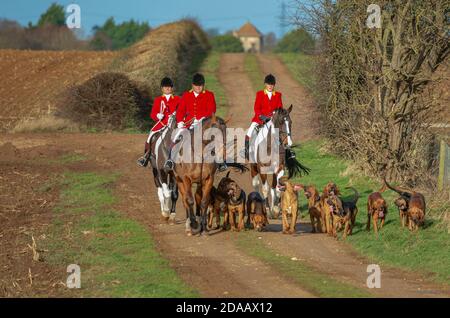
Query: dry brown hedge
58 72 150 130
57 20 210 131
112 19 210 97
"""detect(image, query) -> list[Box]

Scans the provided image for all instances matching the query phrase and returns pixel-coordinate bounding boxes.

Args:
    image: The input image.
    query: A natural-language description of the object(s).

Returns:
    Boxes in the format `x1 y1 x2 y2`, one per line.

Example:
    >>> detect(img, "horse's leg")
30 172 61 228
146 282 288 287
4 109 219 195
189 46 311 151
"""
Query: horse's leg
160 171 172 217
152 168 169 222
183 178 200 235
200 175 214 235
169 176 178 224
250 164 260 193
271 170 284 219
176 180 190 233
194 184 202 217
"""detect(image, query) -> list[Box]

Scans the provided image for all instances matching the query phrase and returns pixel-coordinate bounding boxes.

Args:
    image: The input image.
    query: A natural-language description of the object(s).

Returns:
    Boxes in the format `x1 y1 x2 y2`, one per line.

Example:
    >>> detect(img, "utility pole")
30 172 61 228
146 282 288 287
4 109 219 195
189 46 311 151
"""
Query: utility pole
278 1 287 38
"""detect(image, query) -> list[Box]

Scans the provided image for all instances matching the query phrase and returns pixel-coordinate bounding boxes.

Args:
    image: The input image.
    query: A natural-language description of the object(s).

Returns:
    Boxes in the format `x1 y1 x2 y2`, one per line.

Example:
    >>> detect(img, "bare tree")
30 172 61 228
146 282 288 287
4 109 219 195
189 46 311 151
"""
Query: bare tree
292 0 449 184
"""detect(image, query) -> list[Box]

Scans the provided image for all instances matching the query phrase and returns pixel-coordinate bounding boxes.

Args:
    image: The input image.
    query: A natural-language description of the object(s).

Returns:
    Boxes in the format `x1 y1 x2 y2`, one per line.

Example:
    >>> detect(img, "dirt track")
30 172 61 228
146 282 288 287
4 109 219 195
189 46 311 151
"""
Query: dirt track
1 53 449 298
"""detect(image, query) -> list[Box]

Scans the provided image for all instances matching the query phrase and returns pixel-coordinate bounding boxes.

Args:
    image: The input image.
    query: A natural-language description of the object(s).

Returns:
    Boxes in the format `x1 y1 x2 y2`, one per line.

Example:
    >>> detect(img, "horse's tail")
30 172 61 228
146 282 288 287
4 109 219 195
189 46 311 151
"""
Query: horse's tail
285 151 310 179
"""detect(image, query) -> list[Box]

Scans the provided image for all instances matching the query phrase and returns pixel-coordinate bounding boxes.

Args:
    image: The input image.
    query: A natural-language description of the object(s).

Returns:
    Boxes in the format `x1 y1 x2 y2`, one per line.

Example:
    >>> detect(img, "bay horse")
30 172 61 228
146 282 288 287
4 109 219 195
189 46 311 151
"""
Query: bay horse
172 114 246 235
148 114 178 223
249 105 310 217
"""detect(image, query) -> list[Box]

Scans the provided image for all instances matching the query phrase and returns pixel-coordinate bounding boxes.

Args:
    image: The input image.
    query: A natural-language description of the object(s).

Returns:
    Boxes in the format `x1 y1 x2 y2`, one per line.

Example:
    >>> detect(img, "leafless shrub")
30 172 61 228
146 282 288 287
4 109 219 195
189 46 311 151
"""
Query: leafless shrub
57 72 151 130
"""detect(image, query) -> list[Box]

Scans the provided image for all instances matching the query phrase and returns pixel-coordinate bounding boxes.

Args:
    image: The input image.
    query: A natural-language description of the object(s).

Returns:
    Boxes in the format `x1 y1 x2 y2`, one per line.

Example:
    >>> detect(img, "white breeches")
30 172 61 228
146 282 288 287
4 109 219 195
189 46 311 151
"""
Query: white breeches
147 130 157 143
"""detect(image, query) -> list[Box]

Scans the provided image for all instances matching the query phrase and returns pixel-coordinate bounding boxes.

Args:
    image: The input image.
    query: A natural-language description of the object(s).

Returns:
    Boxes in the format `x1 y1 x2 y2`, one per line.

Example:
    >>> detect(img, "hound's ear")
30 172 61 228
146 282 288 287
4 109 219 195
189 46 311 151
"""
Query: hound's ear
279 176 288 186
287 104 293 114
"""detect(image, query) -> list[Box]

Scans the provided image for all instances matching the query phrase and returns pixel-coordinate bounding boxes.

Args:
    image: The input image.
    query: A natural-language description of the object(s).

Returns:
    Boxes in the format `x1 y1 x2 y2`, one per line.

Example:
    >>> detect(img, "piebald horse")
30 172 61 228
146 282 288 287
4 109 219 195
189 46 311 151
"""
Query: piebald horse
149 114 178 222
249 105 310 217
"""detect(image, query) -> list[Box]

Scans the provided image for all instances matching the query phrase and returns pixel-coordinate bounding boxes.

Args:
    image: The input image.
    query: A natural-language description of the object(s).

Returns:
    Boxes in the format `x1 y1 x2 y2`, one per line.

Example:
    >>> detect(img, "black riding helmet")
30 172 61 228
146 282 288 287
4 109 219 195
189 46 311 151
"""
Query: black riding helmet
160 77 174 87
264 74 276 85
192 73 205 86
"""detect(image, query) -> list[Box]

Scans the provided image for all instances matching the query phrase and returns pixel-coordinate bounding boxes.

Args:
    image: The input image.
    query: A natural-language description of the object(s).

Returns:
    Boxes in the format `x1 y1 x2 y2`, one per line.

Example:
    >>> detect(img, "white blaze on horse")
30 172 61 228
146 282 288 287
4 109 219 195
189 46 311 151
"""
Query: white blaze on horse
249 105 310 217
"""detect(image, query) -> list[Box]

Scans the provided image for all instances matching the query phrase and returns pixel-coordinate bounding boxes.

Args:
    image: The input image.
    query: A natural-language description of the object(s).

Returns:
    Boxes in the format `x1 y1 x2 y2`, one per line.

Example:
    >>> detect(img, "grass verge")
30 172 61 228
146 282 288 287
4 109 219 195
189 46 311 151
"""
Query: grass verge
276 53 317 94
43 171 198 297
244 53 264 92
292 140 450 285
236 231 371 297
200 52 227 118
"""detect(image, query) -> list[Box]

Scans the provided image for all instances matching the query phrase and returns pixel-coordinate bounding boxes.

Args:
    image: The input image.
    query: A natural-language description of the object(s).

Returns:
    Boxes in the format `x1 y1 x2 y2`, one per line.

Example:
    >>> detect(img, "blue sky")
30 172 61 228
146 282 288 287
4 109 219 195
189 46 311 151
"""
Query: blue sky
0 0 295 38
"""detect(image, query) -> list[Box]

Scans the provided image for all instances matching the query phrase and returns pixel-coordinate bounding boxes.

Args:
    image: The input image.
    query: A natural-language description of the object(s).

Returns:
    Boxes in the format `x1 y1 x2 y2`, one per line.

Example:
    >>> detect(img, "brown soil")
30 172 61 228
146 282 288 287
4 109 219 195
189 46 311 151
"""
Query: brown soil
0 140 71 297
0 50 116 131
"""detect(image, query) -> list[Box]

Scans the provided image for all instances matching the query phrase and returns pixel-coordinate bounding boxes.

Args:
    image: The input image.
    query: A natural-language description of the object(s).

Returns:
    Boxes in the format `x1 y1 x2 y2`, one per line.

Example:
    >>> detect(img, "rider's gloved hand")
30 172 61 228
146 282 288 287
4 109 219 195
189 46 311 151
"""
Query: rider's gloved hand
259 115 270 123
157 113 164 120
177 122 186 129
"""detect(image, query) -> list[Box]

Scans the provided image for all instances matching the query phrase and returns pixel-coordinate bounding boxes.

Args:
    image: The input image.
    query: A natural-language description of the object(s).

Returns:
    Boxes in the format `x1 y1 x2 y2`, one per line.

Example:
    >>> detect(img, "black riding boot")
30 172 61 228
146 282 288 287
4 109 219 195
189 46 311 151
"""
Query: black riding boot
137 142 151 167
164 142 176 171
240 137 250 160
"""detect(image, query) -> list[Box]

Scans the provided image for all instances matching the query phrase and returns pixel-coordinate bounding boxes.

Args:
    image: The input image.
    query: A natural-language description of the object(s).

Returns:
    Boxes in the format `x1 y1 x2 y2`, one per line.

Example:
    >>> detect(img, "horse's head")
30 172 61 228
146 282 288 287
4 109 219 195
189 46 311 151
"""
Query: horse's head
272 105 293 149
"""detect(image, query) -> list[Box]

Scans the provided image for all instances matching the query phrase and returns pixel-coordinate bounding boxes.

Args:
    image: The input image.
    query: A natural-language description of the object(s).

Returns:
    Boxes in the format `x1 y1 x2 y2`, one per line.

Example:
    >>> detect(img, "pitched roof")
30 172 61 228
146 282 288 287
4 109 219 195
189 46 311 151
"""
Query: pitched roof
235 22 262 37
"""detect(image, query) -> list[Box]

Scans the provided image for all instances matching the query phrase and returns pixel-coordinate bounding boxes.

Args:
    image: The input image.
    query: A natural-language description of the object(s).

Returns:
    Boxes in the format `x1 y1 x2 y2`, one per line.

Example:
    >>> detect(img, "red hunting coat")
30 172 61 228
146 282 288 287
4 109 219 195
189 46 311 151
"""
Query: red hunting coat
150 95 180 132
176 90 216 127
251 90 283 124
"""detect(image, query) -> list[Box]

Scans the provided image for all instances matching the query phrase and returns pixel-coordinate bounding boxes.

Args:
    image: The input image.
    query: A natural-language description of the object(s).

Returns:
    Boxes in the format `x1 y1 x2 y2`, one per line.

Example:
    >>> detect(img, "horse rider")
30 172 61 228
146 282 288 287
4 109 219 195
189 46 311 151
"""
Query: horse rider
137 77 180 167
242 74 296 159
163 73 228 172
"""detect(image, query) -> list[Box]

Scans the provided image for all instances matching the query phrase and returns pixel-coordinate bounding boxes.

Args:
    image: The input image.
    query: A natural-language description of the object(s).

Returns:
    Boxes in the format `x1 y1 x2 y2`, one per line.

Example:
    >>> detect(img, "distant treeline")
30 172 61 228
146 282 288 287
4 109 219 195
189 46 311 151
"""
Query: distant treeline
0 3 150 51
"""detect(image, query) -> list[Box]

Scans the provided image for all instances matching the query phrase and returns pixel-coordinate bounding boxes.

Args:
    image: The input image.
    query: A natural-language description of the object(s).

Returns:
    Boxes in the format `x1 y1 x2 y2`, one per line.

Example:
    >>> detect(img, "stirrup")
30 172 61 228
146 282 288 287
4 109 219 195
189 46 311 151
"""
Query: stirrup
137 156 148 167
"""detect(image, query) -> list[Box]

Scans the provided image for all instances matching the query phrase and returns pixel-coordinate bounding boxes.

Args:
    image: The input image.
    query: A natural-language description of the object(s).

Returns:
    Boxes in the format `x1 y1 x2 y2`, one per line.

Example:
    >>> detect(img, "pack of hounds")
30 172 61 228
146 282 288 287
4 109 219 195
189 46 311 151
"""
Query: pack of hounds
209 172 426 238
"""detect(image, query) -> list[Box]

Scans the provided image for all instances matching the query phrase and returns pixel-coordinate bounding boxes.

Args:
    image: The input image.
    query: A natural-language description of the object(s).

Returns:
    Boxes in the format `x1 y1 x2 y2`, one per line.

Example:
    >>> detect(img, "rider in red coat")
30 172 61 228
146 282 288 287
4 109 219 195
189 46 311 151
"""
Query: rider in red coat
137 77 179 167
242 74 284 158
164 73 227 172
176 89 216 128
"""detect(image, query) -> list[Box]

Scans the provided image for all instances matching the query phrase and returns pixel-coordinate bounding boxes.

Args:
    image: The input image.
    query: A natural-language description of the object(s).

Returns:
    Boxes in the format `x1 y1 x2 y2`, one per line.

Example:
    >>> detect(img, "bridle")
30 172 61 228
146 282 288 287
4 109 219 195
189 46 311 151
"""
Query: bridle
273 111 292 149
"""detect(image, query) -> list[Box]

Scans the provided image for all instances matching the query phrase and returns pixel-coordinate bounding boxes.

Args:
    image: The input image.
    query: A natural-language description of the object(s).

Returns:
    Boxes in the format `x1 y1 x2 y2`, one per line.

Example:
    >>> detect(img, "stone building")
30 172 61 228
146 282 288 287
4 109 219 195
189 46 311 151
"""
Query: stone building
233 22 263 53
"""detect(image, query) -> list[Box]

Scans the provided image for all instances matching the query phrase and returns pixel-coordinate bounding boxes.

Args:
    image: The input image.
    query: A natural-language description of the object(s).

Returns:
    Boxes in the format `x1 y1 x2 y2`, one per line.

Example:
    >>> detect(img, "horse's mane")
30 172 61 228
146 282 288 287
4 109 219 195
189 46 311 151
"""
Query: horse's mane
272 108 290 126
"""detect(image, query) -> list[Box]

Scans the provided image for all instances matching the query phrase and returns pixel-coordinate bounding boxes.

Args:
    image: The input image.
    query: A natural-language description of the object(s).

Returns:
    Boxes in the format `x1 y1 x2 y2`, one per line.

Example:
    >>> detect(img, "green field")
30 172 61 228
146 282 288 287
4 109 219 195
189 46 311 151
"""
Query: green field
276 53 317 94
272 52 449 285
43 161 197 297
291 140 450 285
